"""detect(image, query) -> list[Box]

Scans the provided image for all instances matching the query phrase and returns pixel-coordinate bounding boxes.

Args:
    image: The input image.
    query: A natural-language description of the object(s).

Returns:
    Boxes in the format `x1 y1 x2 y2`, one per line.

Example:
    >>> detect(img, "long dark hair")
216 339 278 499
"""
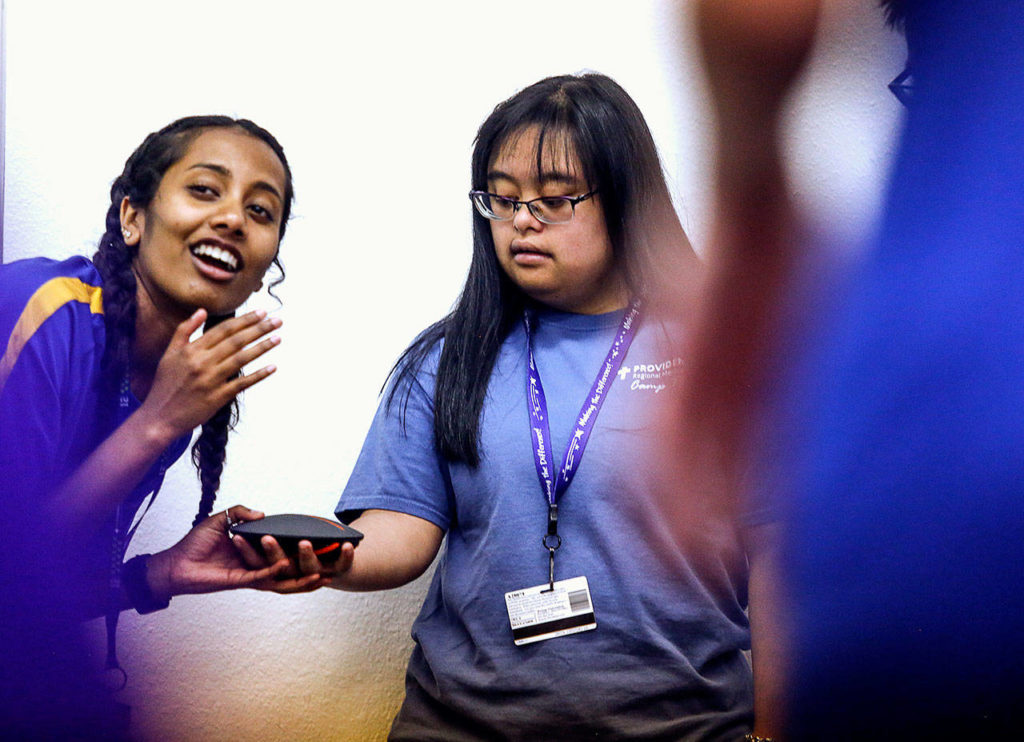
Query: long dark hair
388 73 693 466
92 115 294 526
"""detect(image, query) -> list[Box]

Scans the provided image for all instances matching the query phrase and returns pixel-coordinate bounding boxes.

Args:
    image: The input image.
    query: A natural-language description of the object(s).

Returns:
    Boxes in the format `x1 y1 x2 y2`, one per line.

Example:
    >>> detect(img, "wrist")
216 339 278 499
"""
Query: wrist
127 405 186 452
146 549 179 599
122 553 172 614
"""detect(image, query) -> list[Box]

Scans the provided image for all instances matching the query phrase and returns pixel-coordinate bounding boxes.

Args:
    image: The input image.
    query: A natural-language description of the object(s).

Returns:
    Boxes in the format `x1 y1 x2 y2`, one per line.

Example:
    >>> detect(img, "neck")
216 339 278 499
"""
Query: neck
544 280 630 315
542 297 629 315
131 271 189 399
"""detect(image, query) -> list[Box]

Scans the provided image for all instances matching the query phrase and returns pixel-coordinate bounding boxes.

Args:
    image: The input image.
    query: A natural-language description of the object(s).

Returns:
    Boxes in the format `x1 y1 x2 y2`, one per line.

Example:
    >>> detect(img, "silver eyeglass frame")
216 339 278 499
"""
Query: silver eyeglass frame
469 189 598 225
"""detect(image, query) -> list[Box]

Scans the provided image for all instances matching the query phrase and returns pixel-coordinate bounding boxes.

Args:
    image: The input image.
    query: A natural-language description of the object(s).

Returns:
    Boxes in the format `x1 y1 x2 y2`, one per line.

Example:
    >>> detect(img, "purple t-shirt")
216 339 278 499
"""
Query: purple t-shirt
0 256 189 606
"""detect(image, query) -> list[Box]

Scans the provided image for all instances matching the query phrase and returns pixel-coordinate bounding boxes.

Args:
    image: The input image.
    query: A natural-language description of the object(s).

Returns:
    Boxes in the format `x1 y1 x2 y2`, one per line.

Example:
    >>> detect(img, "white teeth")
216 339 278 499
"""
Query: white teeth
192 243 239 271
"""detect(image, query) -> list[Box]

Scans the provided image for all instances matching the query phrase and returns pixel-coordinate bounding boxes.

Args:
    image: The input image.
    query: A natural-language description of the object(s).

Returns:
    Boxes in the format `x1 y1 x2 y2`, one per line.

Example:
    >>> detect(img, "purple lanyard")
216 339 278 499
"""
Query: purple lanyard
524 300 641 587
105 371 171 687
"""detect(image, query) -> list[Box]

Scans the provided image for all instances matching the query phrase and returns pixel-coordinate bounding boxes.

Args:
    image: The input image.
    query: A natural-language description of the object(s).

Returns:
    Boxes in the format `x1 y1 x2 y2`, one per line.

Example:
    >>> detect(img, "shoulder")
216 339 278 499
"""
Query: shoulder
1 254 103 288
391 321 446 388
1 256 104 324
1 256 106 392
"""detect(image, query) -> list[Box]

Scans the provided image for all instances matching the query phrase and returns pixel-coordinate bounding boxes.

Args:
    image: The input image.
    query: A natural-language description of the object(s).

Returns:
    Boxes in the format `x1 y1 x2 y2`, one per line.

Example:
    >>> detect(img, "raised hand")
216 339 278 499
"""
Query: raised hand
138 308 282 441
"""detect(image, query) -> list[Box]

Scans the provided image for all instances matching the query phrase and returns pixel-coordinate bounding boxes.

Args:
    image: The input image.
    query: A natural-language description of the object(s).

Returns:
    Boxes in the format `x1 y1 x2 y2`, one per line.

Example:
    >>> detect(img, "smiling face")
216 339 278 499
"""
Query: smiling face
121 127 287 320
488 127 627 315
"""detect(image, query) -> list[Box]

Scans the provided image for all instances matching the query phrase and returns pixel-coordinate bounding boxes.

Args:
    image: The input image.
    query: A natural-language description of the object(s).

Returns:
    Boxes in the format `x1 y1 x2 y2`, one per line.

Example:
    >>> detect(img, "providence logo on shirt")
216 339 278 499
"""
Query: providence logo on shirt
617 356 684 394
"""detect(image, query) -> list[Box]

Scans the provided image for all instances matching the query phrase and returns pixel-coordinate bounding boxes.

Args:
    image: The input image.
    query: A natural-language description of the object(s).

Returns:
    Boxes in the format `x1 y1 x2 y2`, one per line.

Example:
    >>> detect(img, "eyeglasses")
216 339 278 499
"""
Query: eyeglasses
469 189 598 225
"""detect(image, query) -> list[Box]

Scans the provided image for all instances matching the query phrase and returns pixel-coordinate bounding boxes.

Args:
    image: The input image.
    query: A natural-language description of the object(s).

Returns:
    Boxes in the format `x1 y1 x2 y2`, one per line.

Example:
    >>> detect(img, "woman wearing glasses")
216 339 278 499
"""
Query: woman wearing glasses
328 73 756 740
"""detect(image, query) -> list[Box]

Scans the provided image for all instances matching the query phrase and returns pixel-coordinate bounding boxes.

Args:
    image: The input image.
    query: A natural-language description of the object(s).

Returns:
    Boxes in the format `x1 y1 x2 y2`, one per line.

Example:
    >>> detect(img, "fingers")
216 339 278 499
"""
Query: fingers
219 336 281 380
171 309 209 348
231 536 338 594
261 536 291 567
226 363 278 396
225 506 272 569
199 311 283 364
231 534 292 573
232 532 271 569
194 309 266 347
171 311 281 408
229 534 297 584
202 313 282 389
294 541 324 576
265 538 324 579
331 542 356 577
264 573 326 594
249 539 326 593
233 558 296 589
215 317 282 367
226 504 265 524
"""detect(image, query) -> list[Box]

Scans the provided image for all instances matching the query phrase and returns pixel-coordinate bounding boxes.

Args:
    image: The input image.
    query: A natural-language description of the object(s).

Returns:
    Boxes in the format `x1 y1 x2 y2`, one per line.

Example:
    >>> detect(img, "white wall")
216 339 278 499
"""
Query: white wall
2 1 904 739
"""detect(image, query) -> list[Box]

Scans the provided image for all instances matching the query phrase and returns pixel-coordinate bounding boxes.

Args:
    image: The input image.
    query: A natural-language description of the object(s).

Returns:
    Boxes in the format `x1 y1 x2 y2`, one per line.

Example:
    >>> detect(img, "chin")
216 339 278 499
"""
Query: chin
185 291 248 320
509 276 556 299
205 301 247 319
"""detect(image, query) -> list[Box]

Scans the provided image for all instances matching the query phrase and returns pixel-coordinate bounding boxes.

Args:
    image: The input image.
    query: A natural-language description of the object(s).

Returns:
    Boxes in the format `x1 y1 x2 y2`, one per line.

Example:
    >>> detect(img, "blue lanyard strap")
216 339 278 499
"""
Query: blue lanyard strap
524 299 642 528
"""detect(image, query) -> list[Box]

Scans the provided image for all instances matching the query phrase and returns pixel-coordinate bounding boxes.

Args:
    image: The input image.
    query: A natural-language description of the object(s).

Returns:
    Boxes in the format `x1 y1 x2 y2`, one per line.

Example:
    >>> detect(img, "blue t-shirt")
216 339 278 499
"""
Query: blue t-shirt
338 308 753 741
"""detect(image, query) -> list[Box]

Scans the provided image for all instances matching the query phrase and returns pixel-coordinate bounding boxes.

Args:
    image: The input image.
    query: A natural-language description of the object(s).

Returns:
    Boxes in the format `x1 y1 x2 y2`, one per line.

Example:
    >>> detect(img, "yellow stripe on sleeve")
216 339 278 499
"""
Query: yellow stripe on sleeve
0 276 105 397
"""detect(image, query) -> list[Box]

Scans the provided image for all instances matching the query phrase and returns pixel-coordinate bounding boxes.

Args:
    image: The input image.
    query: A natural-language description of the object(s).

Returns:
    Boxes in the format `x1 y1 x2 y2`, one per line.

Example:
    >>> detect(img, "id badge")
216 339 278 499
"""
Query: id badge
504 575 596 646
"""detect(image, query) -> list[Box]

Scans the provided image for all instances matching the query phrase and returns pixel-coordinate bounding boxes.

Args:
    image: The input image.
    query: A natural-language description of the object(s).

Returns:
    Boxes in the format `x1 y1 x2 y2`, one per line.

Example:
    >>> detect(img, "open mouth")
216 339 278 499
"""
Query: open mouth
191 242 242 273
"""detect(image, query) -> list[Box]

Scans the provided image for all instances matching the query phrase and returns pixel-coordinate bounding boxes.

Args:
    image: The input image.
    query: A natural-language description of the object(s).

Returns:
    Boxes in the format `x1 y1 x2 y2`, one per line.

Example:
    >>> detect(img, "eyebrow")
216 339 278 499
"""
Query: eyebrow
487 169 580 187
187 162 284 201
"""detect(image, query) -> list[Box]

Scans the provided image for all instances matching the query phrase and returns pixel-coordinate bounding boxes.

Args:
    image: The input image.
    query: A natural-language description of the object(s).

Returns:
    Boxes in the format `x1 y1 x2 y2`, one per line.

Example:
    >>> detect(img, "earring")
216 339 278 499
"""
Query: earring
122 228 131 239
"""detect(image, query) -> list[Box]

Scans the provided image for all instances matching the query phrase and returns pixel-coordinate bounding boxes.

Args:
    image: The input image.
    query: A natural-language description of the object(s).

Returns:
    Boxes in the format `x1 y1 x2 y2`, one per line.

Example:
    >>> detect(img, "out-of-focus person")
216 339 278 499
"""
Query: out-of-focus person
692 0 1024 738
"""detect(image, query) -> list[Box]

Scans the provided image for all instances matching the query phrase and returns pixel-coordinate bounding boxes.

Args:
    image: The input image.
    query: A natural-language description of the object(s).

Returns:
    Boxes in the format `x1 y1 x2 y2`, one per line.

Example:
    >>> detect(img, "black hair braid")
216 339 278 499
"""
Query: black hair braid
91 115 294 526
190 391 238 526
93 178 139 430
190 314 239 526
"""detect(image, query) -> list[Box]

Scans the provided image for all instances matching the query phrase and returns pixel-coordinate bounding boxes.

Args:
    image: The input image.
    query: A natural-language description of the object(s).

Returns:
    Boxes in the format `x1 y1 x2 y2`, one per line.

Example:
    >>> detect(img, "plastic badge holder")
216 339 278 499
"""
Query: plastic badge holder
230 513 363 563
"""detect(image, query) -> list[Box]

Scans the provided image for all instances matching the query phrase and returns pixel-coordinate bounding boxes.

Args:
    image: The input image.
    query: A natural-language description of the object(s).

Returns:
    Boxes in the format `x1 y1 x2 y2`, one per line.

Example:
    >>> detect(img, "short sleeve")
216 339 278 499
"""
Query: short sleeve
335 363 454 532
0 263 107 502
0 332 70 499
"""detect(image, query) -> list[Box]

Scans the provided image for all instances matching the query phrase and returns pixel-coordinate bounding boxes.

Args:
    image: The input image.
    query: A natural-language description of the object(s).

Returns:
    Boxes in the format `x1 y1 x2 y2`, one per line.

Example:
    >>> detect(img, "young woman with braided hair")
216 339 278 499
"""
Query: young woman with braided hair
91 116 275 532
1 115 323 736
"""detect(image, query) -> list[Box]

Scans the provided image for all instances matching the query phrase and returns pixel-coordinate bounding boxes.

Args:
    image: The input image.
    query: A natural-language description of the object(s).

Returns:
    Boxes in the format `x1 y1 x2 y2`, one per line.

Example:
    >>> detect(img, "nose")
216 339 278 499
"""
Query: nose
512 200 543 233
212 197 246 234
